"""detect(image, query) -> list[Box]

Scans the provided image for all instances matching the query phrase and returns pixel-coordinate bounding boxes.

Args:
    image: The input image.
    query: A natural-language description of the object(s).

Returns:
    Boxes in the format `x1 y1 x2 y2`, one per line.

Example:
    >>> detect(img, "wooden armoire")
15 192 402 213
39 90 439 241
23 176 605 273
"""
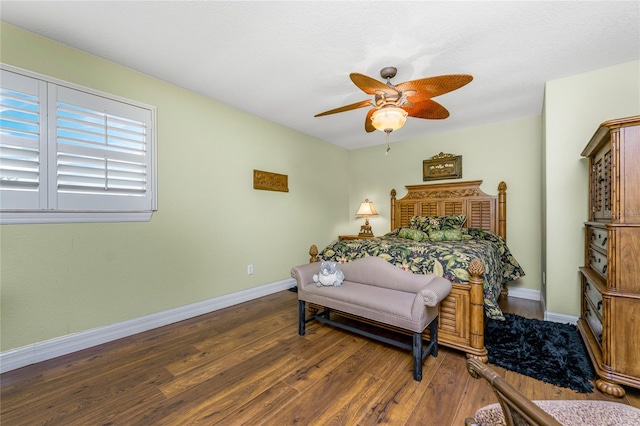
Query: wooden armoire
578 115 640 397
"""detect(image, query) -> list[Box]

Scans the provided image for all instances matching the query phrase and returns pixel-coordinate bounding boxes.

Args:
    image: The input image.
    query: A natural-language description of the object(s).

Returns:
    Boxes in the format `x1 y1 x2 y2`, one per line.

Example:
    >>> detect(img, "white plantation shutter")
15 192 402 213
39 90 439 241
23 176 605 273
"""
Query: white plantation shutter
0 65 156 223
0 70 47 210
52 86 153 211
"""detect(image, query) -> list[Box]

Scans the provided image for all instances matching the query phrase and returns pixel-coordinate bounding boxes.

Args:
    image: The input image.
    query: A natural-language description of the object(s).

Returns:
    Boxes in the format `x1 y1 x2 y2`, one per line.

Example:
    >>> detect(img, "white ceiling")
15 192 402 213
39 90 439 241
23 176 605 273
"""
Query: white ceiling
1 1 639 150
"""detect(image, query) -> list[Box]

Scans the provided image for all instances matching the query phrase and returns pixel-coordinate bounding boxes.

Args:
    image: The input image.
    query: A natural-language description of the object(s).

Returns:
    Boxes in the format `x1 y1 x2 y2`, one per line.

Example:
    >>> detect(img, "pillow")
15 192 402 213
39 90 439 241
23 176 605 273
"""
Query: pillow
410 214 467 232
409 215 436 233
397 227 427 241
440 214 467 230
428 229 463 242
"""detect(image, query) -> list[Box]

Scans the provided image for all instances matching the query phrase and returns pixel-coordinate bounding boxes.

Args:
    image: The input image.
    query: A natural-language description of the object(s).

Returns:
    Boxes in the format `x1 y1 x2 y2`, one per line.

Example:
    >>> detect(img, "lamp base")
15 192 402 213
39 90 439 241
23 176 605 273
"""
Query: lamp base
358 224 374 237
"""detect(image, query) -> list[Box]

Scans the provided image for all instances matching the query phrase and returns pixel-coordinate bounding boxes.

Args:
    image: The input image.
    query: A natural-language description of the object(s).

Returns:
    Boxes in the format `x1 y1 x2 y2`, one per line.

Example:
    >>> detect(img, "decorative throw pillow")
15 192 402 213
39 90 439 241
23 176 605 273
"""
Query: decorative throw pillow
410 214 467 232
410 216 439 233
440 214 467 230
429 229 463 242
398 227 427 241
428 230 445 242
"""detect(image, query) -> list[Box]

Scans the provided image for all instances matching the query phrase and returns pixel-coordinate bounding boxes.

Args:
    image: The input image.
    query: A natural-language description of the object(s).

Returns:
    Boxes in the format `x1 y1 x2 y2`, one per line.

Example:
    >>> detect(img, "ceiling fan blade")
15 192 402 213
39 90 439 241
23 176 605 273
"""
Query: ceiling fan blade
350 73 399 96
397 74 473 100
403 99 450 120
364 109 375 133
314 99 372 117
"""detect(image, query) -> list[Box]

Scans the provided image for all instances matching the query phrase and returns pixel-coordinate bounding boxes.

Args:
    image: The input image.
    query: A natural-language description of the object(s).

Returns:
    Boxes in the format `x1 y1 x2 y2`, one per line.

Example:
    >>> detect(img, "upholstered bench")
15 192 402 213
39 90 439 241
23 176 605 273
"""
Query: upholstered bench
291 256 452 381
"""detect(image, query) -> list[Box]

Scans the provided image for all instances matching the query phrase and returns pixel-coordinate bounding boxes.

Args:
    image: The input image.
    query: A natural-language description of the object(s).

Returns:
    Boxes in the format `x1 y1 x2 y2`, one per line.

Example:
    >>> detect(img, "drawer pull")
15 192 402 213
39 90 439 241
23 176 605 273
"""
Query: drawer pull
601 237 607 246
602 264 607 274
597 300 603 311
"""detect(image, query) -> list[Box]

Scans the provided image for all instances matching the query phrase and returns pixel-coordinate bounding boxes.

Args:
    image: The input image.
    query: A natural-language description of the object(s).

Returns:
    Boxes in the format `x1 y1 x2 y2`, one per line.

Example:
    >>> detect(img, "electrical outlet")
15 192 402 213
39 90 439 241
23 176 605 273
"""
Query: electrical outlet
247 264 254 275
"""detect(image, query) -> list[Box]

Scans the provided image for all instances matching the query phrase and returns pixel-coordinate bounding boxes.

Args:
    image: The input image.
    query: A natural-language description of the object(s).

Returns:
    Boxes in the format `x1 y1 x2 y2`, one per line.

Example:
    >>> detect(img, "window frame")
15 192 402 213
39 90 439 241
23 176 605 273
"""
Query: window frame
0 64 157 224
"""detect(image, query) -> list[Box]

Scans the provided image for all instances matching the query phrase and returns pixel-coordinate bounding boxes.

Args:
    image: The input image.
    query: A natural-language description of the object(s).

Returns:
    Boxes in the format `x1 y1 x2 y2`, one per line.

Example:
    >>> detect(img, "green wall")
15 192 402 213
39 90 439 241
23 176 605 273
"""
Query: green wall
348 116 543 293
543 60 640 316
0 23 349 351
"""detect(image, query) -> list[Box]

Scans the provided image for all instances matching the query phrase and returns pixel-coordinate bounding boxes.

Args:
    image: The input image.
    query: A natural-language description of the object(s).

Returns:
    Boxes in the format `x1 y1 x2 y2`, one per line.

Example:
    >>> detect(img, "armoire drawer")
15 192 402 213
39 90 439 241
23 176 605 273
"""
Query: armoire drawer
584 301 603 347
588 248 608 277
584 280 603 318
588 226 608 251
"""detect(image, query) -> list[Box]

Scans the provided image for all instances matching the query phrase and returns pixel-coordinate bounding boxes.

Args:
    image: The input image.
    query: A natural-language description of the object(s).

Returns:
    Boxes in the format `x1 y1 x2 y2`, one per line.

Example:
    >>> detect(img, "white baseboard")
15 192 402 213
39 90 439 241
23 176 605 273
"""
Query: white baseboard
506 286 578 324
0 278 579 374
544 311 579 325
506 286 540 301
0 278 296 374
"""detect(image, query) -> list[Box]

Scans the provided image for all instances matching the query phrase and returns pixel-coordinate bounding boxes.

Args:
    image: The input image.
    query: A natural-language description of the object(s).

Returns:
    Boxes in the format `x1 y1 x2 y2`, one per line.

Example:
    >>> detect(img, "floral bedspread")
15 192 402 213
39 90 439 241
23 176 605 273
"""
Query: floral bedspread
318 228 525 320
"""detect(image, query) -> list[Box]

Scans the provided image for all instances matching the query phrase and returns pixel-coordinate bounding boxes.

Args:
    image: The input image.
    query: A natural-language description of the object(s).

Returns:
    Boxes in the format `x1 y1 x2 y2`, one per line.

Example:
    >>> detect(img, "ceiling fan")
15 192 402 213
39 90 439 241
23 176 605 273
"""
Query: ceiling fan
315 67 473 152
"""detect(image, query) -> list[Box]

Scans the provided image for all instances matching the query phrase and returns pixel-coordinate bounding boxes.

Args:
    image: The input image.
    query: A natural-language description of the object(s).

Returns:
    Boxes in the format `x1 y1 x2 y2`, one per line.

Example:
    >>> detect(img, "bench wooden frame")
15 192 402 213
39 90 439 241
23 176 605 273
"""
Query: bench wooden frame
299 303 438 381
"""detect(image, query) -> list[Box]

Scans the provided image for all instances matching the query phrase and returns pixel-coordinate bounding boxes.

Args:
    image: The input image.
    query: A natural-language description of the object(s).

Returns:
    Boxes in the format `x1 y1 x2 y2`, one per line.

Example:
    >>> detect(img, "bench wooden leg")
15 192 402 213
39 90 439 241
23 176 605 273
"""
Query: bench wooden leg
413 316 439 381
413 332 423 381
431 315 439 357
298 300 306 336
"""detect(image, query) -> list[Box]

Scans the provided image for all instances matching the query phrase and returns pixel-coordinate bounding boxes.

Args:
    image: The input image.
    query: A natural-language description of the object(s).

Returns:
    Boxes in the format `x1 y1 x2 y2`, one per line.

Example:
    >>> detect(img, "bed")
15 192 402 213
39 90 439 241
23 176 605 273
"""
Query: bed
307 180 525 361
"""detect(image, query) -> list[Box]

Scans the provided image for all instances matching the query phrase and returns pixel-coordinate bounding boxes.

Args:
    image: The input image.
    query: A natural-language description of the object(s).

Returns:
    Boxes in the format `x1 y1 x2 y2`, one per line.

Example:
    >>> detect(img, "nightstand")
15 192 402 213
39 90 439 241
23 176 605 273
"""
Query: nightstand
338 235 375 241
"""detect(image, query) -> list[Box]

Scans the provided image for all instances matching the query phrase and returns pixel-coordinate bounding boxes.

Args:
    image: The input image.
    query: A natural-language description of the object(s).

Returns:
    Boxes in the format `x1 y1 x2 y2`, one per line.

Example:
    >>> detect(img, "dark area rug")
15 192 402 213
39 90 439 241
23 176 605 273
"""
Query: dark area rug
485 313 595 393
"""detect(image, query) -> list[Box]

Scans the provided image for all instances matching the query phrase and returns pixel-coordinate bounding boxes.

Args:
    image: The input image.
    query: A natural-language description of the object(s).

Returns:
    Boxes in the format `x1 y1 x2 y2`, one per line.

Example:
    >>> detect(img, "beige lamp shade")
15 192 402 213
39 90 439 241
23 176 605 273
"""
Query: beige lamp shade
356 199 379 217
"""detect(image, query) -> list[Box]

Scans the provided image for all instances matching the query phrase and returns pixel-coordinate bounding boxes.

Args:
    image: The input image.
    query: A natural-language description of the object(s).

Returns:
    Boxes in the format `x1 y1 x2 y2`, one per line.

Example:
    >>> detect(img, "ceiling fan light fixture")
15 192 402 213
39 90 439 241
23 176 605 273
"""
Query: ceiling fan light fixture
371 107 408 132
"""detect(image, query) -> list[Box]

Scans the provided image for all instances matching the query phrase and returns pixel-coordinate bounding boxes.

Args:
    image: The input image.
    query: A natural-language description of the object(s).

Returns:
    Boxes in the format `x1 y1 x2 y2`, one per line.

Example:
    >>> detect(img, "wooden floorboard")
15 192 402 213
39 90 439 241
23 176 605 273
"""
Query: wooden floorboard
2 289 639 425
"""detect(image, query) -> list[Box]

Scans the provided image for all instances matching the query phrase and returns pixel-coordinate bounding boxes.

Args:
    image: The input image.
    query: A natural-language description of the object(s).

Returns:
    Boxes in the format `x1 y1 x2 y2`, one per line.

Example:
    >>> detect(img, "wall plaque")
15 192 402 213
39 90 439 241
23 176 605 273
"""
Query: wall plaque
253 169 289 192
423 152 462 181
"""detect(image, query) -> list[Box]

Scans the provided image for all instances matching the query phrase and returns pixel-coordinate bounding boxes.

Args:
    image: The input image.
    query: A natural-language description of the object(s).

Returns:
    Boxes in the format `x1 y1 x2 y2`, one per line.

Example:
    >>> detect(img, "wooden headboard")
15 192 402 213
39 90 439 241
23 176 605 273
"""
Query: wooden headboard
390 180 507 242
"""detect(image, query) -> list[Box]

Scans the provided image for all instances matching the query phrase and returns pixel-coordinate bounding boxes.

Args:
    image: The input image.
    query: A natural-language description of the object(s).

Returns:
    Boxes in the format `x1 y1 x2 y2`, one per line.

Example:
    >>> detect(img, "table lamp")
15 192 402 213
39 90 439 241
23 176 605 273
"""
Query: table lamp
356 199 378 237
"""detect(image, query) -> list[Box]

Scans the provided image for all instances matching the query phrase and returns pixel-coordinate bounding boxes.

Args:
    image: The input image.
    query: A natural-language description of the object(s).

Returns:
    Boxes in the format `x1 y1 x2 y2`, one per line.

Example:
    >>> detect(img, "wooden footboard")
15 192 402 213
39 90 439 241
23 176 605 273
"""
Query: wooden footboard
443 258 488 362
308 246 488 362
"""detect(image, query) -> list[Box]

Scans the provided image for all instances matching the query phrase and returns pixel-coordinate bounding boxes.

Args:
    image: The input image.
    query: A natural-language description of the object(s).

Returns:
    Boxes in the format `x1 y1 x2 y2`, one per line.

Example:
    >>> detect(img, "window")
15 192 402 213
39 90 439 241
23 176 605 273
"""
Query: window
0 65 157 224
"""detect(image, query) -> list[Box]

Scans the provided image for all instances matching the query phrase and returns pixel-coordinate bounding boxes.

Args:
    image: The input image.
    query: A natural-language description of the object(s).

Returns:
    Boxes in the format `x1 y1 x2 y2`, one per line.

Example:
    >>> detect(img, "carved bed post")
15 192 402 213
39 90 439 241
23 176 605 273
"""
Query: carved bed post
498 181 507 242
497 181 509 298
468 258 488 363
309 245 318 263
390 189 397 232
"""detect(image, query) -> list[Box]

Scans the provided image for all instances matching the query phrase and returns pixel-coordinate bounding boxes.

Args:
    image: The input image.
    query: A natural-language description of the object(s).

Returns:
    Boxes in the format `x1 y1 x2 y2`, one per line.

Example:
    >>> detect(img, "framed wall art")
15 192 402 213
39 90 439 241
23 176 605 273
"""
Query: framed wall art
423 152 462 181
253 169 289 192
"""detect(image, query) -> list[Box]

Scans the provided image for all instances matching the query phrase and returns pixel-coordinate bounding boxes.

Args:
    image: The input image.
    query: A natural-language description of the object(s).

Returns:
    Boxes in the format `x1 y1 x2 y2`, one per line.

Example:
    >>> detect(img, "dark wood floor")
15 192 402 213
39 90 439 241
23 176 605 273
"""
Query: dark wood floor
2 290 639 425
